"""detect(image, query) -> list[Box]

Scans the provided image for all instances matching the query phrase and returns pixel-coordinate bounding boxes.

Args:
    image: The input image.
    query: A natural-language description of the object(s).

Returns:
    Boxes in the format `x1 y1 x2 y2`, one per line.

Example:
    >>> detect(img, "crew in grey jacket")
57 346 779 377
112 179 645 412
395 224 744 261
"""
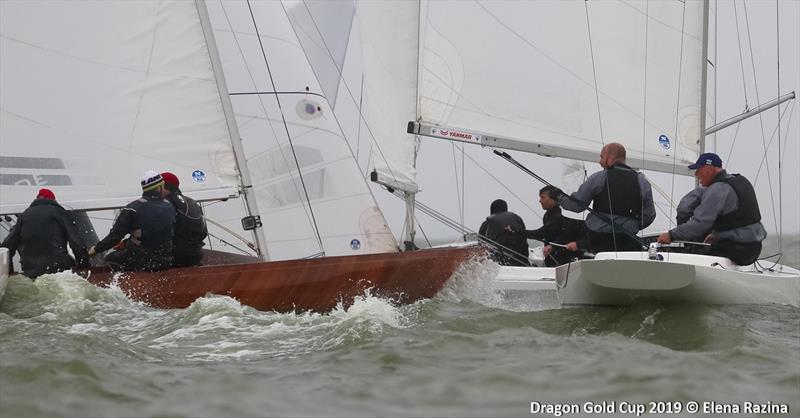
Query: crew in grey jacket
559 142 656 253
657 153 766 265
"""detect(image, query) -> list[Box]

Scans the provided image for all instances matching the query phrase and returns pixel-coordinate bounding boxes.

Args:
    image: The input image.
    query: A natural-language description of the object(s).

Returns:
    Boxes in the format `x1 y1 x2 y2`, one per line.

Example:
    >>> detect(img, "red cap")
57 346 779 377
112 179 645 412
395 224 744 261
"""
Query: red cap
161 172 180 189
37 188 56 200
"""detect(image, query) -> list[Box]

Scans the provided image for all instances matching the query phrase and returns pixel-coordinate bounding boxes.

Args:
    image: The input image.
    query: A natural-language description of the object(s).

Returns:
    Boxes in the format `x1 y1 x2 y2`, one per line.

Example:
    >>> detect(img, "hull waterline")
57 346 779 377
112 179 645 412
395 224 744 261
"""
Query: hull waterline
79 246 483 312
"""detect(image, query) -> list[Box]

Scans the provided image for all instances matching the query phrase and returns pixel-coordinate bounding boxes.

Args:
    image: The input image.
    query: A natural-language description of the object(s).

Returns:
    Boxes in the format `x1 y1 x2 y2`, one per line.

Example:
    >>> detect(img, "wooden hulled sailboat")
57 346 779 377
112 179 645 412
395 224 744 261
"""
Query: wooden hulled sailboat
0 0 480 311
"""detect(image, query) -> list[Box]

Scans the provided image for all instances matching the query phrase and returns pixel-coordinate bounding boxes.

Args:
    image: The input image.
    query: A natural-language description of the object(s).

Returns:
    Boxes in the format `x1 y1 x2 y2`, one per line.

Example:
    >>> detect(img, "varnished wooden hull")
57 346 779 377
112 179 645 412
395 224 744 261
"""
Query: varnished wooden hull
80 246 482 312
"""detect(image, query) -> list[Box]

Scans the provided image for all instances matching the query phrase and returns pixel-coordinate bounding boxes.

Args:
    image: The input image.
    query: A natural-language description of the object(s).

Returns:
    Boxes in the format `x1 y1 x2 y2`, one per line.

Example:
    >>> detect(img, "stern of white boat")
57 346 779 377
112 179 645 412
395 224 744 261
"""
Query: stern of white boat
555 252 800 306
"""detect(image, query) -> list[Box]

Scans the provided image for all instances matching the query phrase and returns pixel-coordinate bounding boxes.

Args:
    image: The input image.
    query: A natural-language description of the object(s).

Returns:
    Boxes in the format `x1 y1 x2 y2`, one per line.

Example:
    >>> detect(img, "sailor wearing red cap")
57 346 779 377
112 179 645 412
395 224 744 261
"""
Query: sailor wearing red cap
1 188 90 278
160 172 207 267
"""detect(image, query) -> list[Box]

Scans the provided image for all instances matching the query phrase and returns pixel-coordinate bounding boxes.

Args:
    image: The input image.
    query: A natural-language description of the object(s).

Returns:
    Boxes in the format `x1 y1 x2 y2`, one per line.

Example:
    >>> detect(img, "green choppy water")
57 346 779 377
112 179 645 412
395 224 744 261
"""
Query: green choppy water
1 243 798 417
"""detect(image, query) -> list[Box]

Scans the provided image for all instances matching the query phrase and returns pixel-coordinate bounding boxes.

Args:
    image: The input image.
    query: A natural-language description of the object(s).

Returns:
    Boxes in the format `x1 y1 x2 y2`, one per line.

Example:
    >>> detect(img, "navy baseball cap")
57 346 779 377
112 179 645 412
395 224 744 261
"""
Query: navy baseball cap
688 153 723 170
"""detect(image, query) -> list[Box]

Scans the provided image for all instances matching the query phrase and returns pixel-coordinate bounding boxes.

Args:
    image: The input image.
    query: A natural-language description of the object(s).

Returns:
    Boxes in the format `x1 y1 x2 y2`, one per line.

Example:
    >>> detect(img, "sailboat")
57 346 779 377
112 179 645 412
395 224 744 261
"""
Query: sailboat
398 0 800 305
0 0 481 311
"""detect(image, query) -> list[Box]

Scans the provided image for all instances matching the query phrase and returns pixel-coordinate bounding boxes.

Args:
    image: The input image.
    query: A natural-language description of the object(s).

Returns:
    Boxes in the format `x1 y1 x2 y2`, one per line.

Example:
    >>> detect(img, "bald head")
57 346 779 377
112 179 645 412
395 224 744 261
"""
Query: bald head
599 142 626 168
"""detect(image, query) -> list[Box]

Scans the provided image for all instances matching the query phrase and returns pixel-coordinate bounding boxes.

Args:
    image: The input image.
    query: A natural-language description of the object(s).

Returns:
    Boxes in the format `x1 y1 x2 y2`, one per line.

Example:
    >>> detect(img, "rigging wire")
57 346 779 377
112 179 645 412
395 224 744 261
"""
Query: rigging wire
245 0 325 253
218 1 320 248
293 2 408 194
387 188 530 265
732 1 750 107
584 1 620 254
742 0 779 232
290 0 415 243
668 0 689 242
776 0 782 258
640 1 652 234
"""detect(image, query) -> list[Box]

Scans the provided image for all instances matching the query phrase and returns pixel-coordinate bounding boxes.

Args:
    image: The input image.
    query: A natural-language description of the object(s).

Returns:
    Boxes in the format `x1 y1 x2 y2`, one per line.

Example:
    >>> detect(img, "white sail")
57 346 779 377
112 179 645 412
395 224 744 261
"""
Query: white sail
0 0 241 215
207 0 397 260
417 0 707 173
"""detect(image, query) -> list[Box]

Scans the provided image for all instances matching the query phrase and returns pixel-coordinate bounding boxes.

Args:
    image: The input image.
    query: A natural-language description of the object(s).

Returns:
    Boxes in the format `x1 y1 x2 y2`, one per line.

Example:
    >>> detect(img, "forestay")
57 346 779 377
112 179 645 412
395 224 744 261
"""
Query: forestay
416 0 708 174
0 0 241 215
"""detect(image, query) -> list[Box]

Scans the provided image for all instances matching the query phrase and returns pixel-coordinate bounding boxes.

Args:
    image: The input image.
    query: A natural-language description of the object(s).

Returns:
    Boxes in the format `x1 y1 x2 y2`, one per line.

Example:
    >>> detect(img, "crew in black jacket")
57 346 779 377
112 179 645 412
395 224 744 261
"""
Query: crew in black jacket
524 185 586 266
88 171 175 271
161 172 207 267
1 188 89 278
478 199 530 266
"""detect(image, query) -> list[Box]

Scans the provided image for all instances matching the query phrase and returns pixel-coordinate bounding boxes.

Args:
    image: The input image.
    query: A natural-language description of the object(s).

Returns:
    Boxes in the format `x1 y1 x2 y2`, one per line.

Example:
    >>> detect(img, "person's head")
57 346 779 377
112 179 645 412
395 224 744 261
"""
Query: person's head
538 185 559 210
688 153 723 187
160 171 180 196
141 170 164 194
490 199 508 215
36 188 56 201
599 142 626 169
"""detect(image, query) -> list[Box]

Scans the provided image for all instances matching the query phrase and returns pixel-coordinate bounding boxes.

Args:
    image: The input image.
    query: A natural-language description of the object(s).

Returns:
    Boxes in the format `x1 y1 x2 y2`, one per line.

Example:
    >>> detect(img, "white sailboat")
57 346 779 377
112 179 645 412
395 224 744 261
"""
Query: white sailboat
283 1 799 306
404 0 799 305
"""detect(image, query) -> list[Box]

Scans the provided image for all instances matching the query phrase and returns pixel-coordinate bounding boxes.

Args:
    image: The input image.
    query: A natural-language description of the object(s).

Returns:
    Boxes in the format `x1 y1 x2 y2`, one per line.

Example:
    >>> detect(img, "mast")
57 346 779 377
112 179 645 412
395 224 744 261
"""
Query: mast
700 0 710 154
195 0 269 260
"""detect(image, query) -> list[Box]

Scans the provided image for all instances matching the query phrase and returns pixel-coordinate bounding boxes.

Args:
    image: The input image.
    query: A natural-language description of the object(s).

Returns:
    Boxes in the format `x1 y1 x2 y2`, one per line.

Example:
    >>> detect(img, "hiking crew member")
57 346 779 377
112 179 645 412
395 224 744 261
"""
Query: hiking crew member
1 188 90 278
558 143 656 253
657 153 766 265
478 199 530 266
161 172 207 267
524 185 585 266
89 171 176 271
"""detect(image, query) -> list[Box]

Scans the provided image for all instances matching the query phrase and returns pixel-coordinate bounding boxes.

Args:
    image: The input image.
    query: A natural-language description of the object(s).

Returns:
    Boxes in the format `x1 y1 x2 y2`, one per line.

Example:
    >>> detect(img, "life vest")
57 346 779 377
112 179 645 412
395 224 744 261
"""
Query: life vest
169 192 207 248
592 163 642 220
712 173 761 231
131 195 175 249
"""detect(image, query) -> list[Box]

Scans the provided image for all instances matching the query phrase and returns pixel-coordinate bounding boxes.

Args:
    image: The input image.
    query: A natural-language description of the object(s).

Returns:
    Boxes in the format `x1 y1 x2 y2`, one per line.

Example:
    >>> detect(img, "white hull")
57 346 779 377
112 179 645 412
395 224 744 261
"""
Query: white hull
555 252 800 306
492 250 800 307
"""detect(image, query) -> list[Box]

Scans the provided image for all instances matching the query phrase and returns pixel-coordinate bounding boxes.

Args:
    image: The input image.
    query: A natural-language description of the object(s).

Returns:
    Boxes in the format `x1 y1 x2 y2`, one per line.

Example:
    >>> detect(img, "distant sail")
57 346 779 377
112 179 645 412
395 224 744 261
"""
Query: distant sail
0 0 241 214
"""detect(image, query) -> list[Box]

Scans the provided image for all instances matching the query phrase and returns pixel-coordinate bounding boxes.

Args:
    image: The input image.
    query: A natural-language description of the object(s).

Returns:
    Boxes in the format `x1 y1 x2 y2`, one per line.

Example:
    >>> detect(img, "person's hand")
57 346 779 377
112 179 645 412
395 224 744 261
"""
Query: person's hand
704 234 714 244
88 246 97 257
657 232 672 244
543 245 552 257
565 241 578 252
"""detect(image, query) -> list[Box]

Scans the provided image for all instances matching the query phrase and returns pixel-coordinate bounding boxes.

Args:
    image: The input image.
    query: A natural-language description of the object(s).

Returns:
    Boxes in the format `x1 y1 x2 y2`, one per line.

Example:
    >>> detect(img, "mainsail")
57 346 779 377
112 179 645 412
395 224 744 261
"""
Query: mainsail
414 0 709 175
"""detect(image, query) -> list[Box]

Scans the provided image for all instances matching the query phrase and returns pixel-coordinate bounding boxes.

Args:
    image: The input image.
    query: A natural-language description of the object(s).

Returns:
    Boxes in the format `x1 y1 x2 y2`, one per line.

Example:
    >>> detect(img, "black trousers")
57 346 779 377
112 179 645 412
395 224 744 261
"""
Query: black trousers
544 248 581 267
700 239 762 266
105 242 172 272
173 247 203 267
587 230 643 253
